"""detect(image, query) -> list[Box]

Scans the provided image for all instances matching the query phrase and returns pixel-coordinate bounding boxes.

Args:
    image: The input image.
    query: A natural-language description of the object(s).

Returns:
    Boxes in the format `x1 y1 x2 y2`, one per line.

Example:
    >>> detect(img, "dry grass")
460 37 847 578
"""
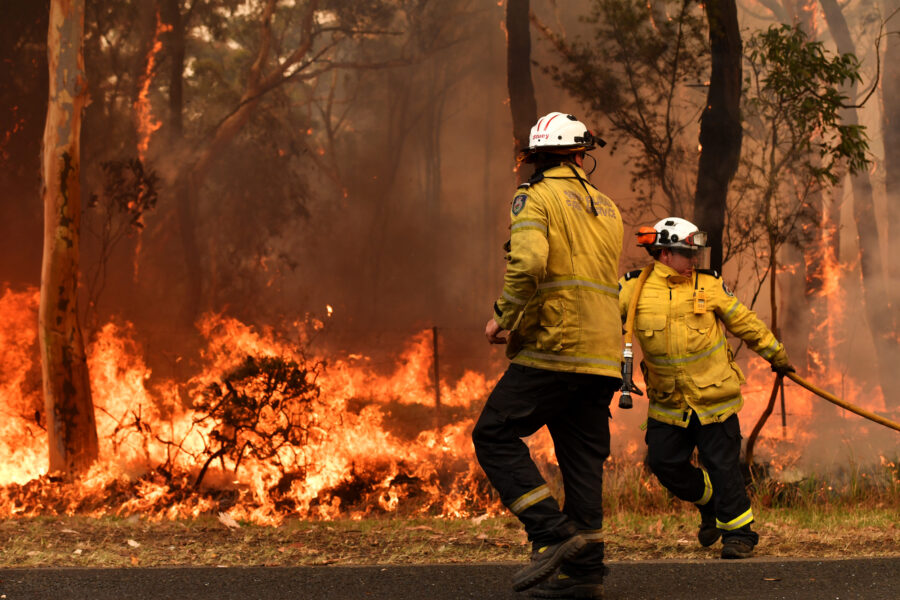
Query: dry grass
1 457 896 567
1 505 897 568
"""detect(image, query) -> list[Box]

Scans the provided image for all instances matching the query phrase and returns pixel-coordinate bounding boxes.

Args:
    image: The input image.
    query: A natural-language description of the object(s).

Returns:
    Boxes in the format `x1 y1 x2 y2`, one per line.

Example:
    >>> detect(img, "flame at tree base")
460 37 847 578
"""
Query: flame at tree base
0 287 504 523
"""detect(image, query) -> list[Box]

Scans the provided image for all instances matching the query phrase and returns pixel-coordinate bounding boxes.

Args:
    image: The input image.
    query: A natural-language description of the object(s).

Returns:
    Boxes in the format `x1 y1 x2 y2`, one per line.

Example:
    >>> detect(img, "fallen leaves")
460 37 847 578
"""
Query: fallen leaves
218 512 241 530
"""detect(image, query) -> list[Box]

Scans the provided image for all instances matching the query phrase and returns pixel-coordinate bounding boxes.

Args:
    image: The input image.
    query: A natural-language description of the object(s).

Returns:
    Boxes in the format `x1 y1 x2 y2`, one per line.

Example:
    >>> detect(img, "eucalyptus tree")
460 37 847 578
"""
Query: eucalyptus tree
538 0 709 224
735 24 875 378
40 0 99 475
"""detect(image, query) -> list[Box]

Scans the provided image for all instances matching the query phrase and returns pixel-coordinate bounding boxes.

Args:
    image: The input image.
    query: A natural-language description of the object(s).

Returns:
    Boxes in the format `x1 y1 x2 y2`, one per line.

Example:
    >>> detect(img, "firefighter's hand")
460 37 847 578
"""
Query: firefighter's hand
770 346 795 375
771 363 796 376
485 318 508 344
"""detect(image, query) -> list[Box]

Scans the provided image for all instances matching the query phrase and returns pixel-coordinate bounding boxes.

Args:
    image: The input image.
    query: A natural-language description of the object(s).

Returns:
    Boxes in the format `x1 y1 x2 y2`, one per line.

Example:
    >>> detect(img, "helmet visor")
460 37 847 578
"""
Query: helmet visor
695 246 711 270
685 230 708 248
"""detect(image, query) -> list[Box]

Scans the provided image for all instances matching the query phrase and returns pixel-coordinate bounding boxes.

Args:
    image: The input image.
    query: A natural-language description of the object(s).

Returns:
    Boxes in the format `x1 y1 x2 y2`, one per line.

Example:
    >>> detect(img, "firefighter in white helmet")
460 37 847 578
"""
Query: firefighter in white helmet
618 217 794 559
472 112 622 598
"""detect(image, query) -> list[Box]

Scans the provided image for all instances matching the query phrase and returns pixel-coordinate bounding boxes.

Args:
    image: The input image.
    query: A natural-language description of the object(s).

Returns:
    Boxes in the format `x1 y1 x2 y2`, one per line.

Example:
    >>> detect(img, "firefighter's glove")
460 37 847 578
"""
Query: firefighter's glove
770 346 795 376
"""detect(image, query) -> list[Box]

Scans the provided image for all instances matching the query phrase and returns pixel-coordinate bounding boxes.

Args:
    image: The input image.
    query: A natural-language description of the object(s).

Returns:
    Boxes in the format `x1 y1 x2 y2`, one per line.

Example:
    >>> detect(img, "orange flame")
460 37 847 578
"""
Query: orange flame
134 10 172 161
0 290 507 522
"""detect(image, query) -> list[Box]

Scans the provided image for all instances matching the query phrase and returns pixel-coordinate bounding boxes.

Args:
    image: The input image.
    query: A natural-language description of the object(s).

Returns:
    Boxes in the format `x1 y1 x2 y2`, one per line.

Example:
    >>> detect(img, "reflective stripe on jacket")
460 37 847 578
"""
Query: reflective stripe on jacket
617 262 785 427
493 163 624 378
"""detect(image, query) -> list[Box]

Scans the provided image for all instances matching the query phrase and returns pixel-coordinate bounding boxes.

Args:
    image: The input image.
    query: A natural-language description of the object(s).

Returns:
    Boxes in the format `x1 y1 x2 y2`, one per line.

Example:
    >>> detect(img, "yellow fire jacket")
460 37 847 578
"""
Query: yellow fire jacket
618 262 787 427
493 162 623 378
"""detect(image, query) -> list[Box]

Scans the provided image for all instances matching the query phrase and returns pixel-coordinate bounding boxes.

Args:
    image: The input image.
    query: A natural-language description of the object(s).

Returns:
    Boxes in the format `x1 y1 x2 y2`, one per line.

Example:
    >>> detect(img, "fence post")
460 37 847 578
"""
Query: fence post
432 326 441 412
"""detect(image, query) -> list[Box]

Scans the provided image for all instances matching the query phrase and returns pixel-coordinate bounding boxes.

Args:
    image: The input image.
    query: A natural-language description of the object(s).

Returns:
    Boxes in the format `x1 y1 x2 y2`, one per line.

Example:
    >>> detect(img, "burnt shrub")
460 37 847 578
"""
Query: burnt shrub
193 355 320 487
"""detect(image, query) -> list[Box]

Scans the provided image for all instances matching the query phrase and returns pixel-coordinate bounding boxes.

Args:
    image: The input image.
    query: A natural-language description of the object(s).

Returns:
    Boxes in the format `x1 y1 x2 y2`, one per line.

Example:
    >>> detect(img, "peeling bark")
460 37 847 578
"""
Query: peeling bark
40 0 99 476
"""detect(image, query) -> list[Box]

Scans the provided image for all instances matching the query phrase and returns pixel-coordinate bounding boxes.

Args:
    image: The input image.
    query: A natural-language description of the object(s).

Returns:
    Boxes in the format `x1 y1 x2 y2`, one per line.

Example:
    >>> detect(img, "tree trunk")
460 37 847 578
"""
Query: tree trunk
820 0 900 402
693 0 742 272
881 0 900 327
507 0 537 183
780 243 811 366
169 0 312 323
162 0 184 137
785 0 820 372
40 0 99 476
158 0 205 325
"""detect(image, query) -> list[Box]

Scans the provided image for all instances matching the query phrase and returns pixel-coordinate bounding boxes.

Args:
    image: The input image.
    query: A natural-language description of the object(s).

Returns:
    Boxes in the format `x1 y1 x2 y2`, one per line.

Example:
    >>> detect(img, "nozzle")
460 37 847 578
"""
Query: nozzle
618 390 633 409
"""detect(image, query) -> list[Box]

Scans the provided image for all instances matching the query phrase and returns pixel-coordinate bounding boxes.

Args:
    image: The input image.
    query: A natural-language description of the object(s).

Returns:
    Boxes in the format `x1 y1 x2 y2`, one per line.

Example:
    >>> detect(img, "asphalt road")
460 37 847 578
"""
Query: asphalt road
1 558 898 599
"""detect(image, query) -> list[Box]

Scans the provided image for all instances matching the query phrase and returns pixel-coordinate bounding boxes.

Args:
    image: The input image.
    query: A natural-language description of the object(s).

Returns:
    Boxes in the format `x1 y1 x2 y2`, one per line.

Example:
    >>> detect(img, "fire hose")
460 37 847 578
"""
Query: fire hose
618 264 653 409
745 371 900 468
620 262 900 432
785 371 900 432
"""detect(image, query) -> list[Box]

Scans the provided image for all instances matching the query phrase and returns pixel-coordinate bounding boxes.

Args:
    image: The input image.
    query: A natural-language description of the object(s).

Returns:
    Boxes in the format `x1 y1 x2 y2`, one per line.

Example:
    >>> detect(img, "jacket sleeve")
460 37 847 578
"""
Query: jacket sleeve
711 276 786 363
493 188 549 330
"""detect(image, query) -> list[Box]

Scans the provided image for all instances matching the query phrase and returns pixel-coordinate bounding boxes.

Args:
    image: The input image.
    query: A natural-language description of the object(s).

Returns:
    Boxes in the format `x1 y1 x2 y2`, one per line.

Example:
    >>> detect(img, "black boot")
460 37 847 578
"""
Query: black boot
529 570 605 599
512 534 587 592
697 505 721 547
721 538 754 559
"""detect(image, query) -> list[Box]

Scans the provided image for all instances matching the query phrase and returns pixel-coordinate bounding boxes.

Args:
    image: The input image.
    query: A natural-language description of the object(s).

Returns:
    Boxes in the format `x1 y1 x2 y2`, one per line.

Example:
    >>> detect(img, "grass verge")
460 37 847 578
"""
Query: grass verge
1 505 897 568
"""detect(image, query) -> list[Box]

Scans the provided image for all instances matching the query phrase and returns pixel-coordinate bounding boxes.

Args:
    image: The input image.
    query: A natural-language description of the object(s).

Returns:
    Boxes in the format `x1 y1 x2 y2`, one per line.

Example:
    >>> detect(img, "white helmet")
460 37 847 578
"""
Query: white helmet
637 217 708 251
523 112 605 155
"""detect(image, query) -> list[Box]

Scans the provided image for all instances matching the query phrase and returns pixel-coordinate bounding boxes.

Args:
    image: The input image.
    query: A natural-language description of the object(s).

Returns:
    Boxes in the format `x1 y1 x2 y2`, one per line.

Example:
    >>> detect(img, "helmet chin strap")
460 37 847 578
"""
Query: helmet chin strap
585 153 597 175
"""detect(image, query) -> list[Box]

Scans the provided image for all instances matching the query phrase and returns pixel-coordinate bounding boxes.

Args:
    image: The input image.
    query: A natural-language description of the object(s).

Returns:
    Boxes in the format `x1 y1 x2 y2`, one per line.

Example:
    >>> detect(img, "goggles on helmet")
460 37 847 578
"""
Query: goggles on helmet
636 228 708 248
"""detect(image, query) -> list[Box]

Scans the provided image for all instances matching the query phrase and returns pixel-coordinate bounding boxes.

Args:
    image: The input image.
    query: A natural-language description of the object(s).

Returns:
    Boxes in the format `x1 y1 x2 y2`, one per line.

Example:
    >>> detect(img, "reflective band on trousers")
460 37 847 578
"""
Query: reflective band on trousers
511 220 548 234
644 336 726 366
717 507 753 530
537 278 619 297
519 350 621 369
694 469 713 506
509 485 552 515
579 529 603 543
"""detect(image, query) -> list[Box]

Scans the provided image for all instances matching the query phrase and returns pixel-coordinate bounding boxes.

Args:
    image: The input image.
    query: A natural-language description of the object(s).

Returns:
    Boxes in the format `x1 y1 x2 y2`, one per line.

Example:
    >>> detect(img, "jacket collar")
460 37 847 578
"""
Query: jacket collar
653 261 692 284
539 162 588 179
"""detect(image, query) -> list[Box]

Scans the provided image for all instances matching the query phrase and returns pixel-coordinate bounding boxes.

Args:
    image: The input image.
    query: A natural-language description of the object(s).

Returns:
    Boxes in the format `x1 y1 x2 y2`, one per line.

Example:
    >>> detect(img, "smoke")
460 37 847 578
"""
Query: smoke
0 0 896 478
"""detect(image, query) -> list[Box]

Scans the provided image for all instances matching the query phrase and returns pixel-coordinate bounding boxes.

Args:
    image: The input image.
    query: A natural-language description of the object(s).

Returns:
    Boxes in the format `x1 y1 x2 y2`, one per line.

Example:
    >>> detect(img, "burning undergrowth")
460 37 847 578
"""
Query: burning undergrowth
0 286 500 523
1 280 897 525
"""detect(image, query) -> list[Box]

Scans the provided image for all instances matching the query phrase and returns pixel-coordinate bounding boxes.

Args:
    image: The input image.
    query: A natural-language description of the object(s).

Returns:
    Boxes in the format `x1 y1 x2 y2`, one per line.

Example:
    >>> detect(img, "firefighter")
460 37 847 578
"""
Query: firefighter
472 112 623 598
618 217 794 559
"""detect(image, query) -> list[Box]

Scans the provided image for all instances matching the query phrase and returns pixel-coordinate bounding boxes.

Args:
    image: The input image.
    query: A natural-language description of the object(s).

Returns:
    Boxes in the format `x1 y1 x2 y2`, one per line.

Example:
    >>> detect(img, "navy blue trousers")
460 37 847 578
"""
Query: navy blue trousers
472 363 618 575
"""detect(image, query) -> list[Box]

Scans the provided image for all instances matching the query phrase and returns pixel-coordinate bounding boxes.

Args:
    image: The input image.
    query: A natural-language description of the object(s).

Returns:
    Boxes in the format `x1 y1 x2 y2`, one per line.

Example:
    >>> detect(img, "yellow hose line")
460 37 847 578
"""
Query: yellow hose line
623 264 654 345
786 372 900 433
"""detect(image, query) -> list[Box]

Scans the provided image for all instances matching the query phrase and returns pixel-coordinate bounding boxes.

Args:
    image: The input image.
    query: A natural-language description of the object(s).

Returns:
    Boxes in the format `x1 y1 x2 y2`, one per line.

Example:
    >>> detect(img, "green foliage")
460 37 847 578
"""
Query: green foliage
543 0 708 214
743 24 870 187
729 24 872 266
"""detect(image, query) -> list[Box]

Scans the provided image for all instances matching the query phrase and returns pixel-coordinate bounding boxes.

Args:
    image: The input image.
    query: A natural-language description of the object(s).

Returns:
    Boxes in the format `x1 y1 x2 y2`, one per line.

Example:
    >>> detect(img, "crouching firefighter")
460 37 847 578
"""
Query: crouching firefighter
618 217 795 559
472 112 623 598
